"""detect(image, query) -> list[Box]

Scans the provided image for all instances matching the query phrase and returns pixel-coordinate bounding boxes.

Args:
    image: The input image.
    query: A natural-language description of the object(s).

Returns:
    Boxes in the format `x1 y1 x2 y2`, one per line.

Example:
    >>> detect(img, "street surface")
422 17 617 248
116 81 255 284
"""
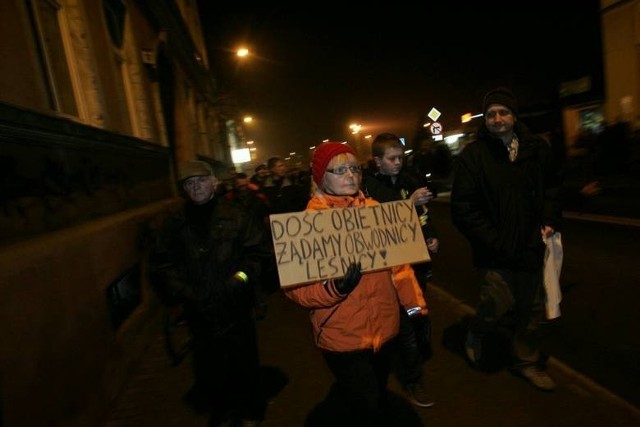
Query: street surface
428 201 640 409
105 199 640 426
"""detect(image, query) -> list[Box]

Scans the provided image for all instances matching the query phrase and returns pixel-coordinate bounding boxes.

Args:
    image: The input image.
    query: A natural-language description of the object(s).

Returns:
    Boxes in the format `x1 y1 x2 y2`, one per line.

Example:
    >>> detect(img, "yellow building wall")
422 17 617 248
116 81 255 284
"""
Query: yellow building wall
601 0 640 129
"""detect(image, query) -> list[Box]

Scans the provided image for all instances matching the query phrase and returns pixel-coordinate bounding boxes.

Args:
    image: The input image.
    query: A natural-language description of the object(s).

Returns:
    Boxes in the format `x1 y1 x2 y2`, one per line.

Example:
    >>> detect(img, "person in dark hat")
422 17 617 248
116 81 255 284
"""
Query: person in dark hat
482 86 519 117
262 156 308 214
150 159 272 426
250 163 270 188
450 87 564 391
284 142 427 425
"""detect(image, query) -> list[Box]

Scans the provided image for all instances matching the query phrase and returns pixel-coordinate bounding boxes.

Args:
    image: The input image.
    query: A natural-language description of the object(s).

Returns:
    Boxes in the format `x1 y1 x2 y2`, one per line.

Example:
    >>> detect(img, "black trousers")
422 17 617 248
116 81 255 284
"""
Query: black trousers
190 316 262 422
321 341 393 426
469 268 545 366
391 307 433 388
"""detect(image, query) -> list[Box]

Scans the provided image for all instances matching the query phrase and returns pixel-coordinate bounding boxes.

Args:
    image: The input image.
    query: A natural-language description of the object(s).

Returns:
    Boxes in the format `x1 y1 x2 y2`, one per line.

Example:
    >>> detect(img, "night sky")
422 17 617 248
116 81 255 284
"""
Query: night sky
197 1 602 164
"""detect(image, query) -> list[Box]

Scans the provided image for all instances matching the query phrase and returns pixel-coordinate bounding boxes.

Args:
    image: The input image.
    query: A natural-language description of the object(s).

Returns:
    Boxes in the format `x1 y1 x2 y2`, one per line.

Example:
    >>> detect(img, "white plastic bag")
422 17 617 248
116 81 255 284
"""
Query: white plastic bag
542 232 563 319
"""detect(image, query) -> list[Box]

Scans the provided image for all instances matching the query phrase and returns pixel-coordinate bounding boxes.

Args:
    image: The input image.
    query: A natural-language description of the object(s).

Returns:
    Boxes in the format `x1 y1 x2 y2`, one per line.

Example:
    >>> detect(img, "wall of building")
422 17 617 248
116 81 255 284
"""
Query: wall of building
0 0 236 424
601 0 640 129
0 200 180 426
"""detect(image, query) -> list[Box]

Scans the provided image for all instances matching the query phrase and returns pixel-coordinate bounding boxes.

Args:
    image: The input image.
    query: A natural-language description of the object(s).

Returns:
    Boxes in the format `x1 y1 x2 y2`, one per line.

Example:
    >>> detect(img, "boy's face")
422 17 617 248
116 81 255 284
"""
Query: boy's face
374 147 404 177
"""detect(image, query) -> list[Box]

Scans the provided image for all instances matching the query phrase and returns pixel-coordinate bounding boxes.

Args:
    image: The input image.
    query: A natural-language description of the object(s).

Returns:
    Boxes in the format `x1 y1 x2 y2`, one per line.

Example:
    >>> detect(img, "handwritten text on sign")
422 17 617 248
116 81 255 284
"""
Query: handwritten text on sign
269 200 430 287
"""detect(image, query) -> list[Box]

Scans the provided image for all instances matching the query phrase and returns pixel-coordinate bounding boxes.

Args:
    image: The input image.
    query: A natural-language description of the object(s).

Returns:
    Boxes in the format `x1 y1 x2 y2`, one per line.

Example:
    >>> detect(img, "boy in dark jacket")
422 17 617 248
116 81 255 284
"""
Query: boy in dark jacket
363 133 439 408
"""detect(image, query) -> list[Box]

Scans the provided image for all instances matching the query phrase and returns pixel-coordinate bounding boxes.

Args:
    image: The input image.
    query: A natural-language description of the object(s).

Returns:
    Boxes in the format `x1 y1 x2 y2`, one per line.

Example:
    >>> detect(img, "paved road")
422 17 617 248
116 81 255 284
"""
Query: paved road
105 184 640 426
105 284 640 426
427 198 640 408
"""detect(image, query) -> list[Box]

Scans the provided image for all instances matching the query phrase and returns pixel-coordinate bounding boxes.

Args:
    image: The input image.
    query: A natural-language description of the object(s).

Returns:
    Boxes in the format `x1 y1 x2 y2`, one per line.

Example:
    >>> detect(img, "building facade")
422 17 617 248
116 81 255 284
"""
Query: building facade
563 0 639 152
0 0 241 425
601 0 640 129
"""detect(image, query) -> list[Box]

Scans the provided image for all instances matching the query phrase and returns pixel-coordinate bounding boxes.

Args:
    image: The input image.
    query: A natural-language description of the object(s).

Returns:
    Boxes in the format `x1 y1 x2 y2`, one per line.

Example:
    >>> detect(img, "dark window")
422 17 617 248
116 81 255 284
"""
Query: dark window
106 264 142 330
103 0 126 48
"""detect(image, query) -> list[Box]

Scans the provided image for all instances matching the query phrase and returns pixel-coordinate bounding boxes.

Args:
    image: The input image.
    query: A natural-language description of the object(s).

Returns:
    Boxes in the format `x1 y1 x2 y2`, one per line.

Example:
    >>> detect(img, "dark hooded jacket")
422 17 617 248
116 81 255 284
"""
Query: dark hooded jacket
450 121 563 271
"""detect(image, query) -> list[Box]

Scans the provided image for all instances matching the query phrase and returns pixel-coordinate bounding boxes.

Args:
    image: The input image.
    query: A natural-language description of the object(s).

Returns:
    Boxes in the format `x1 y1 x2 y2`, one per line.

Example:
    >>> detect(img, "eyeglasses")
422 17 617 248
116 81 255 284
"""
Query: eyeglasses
326 165 362 175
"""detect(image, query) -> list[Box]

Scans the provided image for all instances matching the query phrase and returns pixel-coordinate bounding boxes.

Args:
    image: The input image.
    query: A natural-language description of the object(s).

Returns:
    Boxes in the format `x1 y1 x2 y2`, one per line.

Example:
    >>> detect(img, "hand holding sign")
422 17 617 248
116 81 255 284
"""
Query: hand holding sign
270 200 430 287
334 262 362 295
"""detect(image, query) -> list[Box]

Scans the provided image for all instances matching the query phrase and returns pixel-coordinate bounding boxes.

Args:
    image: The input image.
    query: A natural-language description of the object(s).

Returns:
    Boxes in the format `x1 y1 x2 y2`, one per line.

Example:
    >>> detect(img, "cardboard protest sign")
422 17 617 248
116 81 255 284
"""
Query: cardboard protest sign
269 199 430 287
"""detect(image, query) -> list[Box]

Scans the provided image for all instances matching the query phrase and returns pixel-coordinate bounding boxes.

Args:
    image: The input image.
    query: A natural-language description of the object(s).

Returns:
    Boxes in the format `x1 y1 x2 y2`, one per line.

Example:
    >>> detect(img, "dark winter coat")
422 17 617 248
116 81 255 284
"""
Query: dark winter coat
262 175 309 214
450 121 563 271
363 168 438 240
151 197 272 336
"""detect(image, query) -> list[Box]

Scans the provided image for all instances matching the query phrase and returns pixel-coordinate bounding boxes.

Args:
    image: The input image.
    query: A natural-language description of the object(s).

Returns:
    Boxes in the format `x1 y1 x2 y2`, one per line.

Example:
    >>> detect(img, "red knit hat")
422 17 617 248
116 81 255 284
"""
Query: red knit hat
311 142 356 185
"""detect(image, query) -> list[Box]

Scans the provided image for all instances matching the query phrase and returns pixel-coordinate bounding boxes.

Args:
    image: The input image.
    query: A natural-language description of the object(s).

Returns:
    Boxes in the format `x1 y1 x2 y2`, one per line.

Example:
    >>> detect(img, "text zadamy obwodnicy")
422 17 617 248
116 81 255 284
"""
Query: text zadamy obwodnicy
269 199 429 287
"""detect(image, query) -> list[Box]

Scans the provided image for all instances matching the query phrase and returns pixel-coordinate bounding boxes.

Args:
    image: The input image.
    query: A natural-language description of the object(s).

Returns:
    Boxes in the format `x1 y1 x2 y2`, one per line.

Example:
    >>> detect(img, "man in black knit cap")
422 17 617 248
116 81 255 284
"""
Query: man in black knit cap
450 87 563 391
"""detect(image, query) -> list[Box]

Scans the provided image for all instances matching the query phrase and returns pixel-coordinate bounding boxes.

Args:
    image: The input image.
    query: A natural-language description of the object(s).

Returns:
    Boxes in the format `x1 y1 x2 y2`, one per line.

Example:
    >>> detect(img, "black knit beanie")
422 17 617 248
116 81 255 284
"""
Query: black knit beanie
482 87 518 116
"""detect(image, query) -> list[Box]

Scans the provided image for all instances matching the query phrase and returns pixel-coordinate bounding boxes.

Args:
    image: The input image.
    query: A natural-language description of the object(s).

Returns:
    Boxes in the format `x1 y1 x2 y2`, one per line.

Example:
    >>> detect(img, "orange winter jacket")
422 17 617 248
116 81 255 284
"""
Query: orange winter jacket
284 190 427 353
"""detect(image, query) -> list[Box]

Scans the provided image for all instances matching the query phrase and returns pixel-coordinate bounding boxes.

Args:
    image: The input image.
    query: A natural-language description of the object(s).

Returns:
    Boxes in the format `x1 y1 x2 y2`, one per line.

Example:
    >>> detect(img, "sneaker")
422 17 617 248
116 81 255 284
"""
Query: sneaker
405 382 435 408
515 365 556 391
465 332 483 366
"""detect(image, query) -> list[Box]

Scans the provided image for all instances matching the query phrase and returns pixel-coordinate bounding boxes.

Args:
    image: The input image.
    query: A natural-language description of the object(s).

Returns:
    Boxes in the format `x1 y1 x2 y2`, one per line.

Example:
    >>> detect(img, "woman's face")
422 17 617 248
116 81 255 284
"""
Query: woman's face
321 153 361 196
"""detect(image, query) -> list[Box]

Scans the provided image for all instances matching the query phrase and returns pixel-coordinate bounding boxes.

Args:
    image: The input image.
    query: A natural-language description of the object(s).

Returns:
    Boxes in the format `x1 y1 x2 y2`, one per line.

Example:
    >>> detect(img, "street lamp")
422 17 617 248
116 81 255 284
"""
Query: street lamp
210 46 261 170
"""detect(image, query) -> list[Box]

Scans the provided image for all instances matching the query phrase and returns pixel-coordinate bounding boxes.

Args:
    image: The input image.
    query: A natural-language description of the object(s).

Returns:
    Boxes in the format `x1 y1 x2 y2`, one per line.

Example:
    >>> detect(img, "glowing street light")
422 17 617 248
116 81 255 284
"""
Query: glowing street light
236 47 249 58
461 112 483 123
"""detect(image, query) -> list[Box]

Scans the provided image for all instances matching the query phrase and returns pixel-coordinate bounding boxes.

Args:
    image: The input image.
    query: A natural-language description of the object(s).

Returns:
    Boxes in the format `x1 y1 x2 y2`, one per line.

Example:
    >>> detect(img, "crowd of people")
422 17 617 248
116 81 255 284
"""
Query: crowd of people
149 86 564 426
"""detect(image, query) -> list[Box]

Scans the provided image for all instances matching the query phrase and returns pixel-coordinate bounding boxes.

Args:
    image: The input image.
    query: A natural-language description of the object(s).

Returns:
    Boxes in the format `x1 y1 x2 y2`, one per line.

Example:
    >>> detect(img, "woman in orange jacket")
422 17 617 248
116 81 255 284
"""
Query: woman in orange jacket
284 141 426 425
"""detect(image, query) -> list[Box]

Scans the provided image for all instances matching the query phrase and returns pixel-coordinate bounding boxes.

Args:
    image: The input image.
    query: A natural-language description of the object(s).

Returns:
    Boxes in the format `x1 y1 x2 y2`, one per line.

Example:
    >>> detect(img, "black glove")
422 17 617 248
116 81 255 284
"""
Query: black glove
334 262 362 295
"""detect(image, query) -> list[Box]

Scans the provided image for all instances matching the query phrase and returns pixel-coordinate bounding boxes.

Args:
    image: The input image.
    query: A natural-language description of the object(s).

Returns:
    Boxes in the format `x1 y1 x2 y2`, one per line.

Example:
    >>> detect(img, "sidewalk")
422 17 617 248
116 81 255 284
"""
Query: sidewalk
561 171 640 220
104 285 640 427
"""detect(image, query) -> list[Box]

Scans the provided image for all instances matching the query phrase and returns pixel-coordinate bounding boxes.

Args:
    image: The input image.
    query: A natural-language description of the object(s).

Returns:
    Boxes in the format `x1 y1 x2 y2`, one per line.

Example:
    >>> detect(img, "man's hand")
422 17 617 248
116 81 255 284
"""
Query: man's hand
541 225 555 238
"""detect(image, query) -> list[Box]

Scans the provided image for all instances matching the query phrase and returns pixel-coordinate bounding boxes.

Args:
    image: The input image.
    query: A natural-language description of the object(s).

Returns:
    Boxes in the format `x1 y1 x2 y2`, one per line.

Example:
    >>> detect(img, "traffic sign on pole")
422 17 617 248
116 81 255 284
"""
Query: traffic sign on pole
428 108 441 122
